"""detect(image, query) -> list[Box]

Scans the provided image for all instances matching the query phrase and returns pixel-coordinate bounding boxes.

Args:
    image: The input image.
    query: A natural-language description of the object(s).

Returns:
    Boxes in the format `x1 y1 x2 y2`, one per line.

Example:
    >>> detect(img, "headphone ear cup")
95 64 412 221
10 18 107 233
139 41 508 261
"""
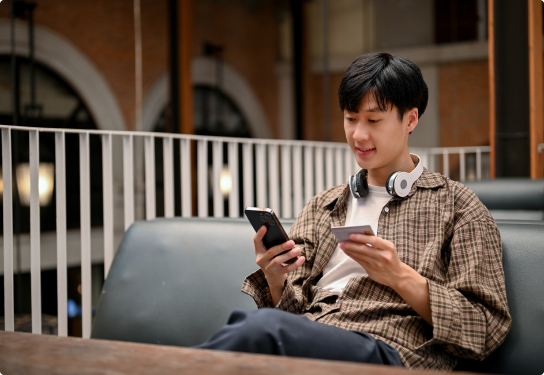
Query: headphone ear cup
349 174 359 198
356 170 369 198
385 172 399 196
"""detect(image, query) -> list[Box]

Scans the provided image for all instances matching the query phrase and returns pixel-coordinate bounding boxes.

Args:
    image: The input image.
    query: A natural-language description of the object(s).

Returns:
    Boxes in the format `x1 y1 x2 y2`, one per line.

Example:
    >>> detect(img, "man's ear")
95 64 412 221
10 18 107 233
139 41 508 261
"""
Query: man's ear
406 108 418 134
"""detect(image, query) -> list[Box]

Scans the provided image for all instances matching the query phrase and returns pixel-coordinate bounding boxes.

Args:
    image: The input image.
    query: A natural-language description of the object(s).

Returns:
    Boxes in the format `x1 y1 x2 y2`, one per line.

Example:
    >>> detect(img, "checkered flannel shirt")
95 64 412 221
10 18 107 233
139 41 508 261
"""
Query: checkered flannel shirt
242 168 511 370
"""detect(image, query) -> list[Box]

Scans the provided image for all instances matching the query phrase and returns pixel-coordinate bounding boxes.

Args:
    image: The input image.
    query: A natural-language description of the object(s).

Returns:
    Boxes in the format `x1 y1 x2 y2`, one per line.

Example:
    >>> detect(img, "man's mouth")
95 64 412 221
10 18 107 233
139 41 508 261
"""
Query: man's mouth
357 147 376 152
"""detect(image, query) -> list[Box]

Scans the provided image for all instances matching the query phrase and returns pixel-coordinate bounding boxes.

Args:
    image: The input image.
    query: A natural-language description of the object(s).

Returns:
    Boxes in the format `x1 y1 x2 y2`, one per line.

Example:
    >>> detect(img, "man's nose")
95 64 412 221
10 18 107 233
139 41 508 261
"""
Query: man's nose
352 125 370 141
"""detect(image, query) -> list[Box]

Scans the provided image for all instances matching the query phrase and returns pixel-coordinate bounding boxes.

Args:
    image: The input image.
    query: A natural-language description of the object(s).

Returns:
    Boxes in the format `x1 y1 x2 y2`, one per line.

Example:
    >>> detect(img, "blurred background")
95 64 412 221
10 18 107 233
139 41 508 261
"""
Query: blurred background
0 0 543 336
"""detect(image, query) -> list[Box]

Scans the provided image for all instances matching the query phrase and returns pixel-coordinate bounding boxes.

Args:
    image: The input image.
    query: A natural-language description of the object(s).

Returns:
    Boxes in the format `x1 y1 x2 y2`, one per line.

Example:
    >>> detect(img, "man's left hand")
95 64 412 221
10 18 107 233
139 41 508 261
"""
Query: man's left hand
339 233 433 326
339 233 406 290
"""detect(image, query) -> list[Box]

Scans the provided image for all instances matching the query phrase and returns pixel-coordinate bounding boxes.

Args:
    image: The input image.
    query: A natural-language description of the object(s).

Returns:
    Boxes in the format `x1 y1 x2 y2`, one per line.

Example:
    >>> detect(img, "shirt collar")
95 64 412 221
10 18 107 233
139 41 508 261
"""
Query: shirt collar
321 167 445 209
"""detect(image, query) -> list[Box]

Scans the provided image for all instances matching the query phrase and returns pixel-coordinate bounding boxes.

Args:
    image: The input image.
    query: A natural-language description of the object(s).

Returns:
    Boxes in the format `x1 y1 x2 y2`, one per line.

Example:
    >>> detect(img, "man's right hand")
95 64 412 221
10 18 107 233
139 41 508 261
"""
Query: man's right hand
253 225 305 306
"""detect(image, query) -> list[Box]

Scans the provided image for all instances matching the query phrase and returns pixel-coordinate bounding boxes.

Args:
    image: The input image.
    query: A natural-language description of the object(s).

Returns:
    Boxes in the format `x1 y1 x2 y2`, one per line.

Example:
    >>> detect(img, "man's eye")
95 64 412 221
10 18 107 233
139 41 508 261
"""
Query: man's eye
368 119 379 123
346 117 356 121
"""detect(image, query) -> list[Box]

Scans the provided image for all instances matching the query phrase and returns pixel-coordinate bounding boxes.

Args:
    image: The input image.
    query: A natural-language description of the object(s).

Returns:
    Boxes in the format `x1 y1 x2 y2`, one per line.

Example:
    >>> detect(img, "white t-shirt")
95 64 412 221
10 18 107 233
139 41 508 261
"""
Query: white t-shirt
316 185 393 294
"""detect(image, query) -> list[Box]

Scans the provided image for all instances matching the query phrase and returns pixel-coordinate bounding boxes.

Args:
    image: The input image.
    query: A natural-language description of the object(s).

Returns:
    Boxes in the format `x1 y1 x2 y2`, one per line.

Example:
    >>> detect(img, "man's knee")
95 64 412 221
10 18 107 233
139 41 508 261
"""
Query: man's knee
228 308 293 334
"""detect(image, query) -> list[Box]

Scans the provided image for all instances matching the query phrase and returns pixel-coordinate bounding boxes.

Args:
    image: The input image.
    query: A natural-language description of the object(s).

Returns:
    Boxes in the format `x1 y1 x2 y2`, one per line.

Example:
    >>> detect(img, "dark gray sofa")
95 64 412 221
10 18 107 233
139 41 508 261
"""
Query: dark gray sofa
464 178 544 220
91 217 544 375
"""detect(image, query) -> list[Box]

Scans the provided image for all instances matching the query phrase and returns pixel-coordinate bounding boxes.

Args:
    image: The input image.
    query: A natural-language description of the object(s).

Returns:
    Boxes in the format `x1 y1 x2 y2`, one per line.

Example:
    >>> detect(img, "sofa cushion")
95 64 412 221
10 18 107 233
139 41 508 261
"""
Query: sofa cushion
91 217 294 346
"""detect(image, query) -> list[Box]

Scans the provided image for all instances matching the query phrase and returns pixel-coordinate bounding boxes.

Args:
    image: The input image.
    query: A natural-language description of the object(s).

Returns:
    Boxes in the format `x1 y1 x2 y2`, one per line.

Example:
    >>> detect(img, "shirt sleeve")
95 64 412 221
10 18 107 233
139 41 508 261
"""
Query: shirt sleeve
241 194 320 313
418 219 512 360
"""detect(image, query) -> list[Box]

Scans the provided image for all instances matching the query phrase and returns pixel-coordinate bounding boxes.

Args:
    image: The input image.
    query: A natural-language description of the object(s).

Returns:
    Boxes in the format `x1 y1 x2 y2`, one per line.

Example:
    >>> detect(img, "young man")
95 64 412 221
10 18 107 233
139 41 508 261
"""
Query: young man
196 52 511 370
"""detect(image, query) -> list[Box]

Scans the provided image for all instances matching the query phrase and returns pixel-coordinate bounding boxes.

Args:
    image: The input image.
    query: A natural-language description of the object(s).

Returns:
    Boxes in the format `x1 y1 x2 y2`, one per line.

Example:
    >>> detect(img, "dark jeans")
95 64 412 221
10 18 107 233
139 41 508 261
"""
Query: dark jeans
194 308 404 367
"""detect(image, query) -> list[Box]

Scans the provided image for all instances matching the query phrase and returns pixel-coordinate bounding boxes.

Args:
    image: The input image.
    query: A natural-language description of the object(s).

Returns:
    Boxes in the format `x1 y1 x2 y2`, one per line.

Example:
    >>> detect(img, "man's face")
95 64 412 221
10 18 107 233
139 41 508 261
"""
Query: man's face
344 92 418 173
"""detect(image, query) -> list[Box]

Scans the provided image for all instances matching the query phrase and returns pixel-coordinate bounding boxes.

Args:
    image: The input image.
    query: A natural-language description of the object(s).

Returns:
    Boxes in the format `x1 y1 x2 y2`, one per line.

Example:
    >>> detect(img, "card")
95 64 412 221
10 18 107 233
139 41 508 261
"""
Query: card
331 225 375 243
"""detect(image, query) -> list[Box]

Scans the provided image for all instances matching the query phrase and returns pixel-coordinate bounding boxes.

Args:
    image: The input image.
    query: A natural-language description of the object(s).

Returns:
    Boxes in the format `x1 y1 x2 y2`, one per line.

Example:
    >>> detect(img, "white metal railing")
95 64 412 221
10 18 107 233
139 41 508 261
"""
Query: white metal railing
0 124 490 339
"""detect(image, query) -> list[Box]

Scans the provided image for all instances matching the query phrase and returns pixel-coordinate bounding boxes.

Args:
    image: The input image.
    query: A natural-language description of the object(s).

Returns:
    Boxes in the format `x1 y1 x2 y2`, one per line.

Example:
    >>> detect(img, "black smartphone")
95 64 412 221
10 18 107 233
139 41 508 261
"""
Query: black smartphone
244 207 297 264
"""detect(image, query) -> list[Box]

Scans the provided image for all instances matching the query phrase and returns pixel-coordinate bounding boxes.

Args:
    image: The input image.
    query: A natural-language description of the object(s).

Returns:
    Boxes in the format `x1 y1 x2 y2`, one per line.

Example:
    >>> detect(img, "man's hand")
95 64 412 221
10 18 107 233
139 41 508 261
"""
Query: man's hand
339 233 433 326
254 225 305 306
339 234 405 289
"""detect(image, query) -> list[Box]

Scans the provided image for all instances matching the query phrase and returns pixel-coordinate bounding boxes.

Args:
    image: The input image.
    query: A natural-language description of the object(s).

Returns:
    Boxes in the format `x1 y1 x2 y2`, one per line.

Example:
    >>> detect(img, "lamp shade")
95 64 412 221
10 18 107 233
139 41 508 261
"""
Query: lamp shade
16 163 55 207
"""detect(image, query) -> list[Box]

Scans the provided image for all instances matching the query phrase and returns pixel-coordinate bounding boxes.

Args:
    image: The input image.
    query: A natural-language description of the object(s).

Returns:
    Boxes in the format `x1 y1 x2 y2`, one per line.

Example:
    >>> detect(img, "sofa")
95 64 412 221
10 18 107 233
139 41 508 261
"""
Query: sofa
91 217 544 375
464 178 544 221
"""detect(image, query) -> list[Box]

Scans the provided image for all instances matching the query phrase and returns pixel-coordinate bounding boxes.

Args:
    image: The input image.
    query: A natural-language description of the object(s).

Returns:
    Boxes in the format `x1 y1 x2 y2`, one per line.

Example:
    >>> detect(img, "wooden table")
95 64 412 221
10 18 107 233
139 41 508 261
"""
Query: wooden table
0 330 477 375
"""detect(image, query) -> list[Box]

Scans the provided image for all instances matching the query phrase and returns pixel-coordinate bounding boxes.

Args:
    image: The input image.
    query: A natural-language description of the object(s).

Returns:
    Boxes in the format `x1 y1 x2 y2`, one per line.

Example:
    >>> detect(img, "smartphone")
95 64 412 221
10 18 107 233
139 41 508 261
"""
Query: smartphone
244 207 297 264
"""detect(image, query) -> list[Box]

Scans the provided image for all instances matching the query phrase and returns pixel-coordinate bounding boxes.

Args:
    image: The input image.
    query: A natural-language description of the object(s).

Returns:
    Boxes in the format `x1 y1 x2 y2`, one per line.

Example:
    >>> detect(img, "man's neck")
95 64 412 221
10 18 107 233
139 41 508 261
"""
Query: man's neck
367 154 416 187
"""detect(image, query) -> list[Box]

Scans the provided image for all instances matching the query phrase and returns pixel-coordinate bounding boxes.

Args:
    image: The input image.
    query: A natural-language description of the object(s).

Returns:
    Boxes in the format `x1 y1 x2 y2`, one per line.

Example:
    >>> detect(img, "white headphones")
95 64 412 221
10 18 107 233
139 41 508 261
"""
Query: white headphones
349 154 423 198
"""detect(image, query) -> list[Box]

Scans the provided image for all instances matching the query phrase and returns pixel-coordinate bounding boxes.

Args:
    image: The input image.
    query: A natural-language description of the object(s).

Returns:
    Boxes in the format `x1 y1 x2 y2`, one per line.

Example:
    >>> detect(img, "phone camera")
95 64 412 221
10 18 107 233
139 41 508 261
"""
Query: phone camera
260 213 276 225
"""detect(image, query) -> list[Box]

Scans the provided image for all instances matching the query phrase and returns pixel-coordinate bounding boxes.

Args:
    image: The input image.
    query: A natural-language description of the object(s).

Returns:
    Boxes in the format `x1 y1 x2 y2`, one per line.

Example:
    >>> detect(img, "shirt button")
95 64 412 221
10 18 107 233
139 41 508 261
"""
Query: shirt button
384 207 389 213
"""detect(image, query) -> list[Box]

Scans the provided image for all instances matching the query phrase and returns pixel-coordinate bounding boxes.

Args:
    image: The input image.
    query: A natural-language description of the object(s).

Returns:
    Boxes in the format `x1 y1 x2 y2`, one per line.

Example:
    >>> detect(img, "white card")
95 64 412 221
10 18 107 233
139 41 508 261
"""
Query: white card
331 225 375 243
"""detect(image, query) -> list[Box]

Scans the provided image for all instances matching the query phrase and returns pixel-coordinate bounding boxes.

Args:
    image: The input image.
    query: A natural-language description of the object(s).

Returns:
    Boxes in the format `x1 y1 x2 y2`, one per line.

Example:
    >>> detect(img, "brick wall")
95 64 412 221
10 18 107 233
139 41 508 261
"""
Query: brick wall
304 72 345 143
438 59 490 148
0 0 280 136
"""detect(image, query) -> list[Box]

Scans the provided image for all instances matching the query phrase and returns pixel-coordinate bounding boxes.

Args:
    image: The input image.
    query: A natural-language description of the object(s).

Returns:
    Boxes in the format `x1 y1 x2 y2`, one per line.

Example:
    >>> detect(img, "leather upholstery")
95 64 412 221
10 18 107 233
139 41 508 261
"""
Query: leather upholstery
454 220 544 374
91 217 544 374
91 217 294 347
464 179 544 210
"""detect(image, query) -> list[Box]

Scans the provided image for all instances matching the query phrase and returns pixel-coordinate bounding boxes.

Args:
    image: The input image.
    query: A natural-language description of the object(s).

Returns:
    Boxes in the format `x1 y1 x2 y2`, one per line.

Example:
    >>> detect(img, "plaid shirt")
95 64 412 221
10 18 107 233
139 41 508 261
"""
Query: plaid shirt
242 169 511 370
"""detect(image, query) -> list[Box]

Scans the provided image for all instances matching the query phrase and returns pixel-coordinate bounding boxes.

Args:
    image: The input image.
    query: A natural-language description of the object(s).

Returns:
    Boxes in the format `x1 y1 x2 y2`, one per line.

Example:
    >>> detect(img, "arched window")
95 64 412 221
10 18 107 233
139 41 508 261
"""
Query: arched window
0 56 103 233
193 85 251 138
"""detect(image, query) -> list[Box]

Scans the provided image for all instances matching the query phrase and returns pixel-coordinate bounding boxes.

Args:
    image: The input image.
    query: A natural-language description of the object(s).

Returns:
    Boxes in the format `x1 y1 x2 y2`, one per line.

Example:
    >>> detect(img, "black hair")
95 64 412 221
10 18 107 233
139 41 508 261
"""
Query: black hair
338 52 428 121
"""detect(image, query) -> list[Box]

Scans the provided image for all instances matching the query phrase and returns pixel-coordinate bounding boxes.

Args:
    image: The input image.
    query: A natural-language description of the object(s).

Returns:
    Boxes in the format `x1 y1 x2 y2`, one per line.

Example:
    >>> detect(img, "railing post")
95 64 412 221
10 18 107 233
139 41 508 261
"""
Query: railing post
101 134 114 278
123 135 135 230
335 148 343 186
304 146 314 206
2 128 14 332
144 135 156 220
228 142 239 218
242 143 254 209
256 143 267 208
29 130 41 334
55 132 68 336
79 133 92 339
281 145 292 218
197 140 208 217
442 149 449 178
325 147 334 190
268 144 280 217
180 138 192 217
315 146 324 195
163 137 174 218
293 145 303 216
213 141 224 218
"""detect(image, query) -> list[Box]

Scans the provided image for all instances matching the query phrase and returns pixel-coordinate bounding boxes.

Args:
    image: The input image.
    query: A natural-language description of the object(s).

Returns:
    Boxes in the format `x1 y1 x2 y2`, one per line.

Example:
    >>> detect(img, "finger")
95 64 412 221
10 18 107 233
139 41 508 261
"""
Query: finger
340 240 383 260
349 234 392 249
343 246 376 265
340 240 373 253
253 225 268 254
264 240 296 260
273 247 301 265
342 241 395 270
282 255 305 273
